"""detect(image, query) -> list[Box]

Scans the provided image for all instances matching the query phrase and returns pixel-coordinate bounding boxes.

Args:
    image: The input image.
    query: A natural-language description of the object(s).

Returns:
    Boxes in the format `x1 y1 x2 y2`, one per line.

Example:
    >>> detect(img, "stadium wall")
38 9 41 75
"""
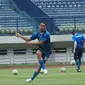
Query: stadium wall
0 35 74 64
0 35 73 48
0 34 85 64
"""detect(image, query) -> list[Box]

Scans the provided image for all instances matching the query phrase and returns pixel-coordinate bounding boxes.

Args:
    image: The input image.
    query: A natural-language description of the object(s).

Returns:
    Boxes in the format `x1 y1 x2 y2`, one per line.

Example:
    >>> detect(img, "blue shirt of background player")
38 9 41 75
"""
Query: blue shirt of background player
72 33 85 49
30 31 51 53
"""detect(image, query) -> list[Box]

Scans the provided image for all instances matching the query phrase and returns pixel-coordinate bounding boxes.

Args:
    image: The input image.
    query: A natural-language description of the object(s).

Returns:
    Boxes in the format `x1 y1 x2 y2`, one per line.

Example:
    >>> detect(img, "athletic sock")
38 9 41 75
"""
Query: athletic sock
75 59 80 70
39 60 46 70
31 71 39 80
79 58 81 66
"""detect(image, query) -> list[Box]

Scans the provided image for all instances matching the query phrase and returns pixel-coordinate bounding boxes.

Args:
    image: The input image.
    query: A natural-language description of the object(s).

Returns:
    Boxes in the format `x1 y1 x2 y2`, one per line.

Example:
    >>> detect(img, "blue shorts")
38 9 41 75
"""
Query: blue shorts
37 48 51 62
42 52 51 62
74 47 83 60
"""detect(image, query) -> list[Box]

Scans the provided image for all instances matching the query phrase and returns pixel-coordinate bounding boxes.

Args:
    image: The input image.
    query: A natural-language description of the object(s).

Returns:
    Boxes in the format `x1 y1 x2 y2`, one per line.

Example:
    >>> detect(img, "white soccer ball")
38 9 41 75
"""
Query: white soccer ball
12 69 18 75
70 60 75 65
60 67 66 72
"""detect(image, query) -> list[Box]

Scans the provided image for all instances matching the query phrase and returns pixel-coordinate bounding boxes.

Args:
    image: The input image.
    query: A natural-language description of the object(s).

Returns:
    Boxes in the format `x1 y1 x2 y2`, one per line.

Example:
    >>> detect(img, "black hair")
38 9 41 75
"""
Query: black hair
71 30 76 34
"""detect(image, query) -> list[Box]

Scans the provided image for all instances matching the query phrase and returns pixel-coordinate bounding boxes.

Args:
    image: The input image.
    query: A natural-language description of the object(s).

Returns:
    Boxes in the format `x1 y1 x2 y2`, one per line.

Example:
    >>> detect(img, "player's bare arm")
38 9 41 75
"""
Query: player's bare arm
25 41 44 45
16 33 30 41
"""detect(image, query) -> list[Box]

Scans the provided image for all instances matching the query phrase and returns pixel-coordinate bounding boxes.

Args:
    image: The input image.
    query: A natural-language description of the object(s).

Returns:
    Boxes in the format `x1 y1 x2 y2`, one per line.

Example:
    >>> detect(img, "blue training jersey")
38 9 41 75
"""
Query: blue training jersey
30 31 51 53
72 33 85 49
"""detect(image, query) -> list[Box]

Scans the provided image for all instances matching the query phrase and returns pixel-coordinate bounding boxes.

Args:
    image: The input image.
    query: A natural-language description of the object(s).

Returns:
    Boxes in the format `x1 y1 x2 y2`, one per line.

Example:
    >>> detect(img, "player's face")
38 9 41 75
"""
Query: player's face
39 23 46 32
72 32 75 35
72 31 76 35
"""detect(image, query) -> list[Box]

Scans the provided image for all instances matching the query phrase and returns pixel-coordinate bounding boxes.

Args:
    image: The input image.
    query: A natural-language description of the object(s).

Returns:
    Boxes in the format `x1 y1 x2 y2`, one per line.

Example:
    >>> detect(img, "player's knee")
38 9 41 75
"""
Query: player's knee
36 50 41 56
74 56 78 60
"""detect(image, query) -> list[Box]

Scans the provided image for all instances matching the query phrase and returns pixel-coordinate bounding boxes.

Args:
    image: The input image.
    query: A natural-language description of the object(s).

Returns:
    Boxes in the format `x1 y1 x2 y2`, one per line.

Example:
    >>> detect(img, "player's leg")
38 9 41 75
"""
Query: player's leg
78 50 83 71
74 48 80 72
36 50 46 70
40 53 51 74
79 58 81 66
25 50 47 83
75 58 81 72
40 53 47 74
78 56 82 72
79 49 83 66
26 66 41 83
40 60 47 74
31 66 41 80
40 56 48 74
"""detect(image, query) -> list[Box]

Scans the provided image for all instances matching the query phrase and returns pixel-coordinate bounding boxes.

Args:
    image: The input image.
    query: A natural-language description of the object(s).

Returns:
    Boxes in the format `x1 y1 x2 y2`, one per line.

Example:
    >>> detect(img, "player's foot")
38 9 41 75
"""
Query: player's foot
25 78 32 83
44 69 48 75
40 68 44 74
77 69 81 72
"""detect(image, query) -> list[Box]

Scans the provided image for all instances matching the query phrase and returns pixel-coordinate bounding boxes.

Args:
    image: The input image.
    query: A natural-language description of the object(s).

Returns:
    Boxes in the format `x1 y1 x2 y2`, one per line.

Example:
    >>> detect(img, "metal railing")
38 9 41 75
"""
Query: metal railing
0 49 85 64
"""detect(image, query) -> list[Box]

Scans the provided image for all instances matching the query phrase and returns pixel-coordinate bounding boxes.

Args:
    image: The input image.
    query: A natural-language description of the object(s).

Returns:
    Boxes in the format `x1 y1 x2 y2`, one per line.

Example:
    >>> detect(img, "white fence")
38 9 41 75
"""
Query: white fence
0 49 85 64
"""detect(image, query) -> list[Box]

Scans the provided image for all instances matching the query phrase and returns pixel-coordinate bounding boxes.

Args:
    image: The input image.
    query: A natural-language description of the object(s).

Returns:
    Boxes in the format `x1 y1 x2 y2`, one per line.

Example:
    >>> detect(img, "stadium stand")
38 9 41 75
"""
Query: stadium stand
0 0 85 64
31 0 85 33
0 0 85 34
12 0 54 34
0 0 36 35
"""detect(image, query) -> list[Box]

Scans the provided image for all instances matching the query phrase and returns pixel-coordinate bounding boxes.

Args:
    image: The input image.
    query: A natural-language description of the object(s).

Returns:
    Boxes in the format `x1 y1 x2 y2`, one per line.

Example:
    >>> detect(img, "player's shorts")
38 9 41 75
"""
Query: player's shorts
37 48 51 62
74 47 83 60
42 52 51 62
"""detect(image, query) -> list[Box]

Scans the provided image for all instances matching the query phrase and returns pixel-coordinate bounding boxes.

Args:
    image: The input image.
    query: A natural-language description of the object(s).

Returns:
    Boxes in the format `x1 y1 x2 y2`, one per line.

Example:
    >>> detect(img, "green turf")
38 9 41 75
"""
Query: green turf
0 66 85 85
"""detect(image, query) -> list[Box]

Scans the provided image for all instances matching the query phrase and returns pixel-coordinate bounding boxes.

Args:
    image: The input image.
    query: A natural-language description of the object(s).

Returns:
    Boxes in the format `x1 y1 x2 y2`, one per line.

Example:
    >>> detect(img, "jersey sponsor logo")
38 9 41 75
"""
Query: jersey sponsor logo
75 35 82 38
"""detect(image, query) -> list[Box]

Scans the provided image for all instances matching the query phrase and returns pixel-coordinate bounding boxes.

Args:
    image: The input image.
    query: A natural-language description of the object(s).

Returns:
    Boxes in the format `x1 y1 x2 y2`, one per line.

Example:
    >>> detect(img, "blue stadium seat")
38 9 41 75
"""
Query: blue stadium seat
31 0 85 33
0 0 36 35
0 0 85 34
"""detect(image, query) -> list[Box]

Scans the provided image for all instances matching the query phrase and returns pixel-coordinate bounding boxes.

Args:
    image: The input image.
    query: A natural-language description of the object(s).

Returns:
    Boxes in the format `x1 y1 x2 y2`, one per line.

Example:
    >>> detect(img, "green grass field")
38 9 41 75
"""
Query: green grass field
0 66 85 85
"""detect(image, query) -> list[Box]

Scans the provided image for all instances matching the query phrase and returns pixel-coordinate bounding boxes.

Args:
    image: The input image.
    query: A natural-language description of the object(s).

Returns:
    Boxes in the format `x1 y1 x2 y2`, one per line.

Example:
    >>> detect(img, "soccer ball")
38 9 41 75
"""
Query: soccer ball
12 69 18 75
70 60 75 65
60 67 66 72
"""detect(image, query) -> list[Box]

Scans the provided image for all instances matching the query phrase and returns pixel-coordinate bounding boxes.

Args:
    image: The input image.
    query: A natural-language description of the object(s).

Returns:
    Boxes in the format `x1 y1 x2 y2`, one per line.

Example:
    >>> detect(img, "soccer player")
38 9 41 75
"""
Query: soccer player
72 30 85 72
16 23 52 82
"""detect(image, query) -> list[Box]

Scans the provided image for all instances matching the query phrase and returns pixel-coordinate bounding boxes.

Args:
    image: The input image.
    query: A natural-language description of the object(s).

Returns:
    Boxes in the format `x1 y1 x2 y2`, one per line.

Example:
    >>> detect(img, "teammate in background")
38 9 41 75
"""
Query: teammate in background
72 30 85 72
16 23 52 82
